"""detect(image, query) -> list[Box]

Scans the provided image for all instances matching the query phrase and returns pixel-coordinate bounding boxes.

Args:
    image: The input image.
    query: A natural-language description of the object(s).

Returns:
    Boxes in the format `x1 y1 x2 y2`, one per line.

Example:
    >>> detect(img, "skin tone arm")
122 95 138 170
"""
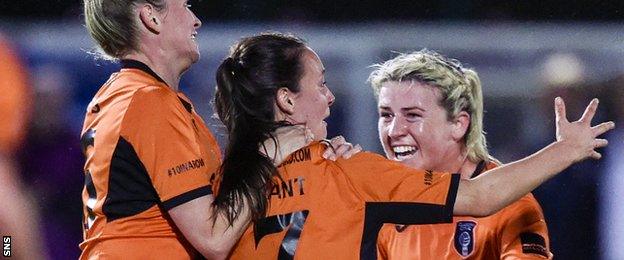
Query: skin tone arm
454 98 615 216
168 196 251 260
168 126 361 259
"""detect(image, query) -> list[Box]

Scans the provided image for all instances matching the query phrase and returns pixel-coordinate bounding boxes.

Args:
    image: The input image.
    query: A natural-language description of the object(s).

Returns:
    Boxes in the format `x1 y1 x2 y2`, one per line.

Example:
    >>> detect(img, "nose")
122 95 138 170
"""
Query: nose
326 88 335 107
193 12 202 29
387 117 407 138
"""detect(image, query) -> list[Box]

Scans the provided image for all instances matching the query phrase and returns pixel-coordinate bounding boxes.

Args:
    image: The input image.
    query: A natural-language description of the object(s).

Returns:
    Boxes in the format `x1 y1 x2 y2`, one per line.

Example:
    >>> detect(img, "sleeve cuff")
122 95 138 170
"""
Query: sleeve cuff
161 185 213 210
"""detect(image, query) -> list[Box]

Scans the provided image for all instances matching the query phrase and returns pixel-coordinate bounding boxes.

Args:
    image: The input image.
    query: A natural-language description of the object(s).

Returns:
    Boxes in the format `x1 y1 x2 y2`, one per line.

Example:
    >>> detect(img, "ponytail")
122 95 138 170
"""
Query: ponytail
213 58 278 224
213 33 306 225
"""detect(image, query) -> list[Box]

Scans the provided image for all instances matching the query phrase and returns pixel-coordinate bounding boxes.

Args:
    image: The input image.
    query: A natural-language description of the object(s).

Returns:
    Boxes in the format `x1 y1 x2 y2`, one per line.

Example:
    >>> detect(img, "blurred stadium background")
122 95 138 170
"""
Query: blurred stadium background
1 1 622 259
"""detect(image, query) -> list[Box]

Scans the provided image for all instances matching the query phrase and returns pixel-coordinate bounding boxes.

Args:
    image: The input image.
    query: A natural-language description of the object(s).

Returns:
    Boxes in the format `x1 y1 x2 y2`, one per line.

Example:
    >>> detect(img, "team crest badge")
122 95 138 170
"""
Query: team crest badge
454 221 476 257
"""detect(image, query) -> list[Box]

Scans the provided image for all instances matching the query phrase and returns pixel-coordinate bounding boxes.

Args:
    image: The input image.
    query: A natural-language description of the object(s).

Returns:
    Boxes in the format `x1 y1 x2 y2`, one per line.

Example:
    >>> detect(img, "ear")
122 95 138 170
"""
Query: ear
275 87 296 115
451 111 470 141
138 3 161 34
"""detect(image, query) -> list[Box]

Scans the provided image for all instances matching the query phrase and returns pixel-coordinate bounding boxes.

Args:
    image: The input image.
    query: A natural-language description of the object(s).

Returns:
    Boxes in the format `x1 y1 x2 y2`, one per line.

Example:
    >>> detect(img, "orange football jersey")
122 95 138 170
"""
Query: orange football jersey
377 161 552 259
79 60 221 259
228 142 460 260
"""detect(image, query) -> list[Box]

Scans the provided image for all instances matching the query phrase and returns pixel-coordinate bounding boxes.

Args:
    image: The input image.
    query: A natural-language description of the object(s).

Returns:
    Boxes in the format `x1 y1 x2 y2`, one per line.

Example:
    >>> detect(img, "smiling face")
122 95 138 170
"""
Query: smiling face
159 0 202 65
377 80 463 171
289 47 335 140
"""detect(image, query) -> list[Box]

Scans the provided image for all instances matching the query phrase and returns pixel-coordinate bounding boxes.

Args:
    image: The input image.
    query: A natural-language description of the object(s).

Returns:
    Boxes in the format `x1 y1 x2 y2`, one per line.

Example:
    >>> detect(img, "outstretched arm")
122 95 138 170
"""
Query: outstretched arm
454 98 614 216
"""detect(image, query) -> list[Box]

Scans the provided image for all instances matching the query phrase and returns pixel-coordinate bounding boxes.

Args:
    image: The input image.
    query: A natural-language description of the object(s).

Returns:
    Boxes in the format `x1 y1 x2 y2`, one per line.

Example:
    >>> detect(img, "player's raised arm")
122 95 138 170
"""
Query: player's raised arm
454 97 615 216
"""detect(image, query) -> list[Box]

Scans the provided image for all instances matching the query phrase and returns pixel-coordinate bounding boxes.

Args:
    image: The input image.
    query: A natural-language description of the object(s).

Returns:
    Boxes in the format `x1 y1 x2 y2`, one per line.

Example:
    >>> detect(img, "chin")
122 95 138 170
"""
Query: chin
190 51 200 63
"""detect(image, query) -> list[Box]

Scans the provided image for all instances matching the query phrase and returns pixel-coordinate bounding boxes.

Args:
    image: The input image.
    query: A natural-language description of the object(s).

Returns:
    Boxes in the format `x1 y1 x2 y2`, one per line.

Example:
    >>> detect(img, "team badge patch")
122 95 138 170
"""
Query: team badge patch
454 221 476 257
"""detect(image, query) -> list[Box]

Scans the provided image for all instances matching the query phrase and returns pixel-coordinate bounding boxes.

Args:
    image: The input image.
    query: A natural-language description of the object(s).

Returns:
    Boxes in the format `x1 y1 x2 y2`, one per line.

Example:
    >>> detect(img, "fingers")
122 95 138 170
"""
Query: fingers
332 142 353 160
348 144 363 159
322 136 363 161
579 98 599 124
593 139 609 149
554 97 568 124
592 121 616 137
322 141 336 160
331 135 345 144
590 151 602 160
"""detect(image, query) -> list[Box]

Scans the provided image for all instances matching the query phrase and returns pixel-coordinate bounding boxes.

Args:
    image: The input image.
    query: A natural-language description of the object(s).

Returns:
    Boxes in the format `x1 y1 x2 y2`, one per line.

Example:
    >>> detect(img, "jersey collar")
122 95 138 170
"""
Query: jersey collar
469 160 488 179
120 59 167 85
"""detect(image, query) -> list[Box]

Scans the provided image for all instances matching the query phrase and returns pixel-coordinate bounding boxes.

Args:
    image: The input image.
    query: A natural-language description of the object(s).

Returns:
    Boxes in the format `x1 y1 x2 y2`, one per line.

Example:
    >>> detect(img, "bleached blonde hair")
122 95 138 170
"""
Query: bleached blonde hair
369 49 495 163
83 0 166 60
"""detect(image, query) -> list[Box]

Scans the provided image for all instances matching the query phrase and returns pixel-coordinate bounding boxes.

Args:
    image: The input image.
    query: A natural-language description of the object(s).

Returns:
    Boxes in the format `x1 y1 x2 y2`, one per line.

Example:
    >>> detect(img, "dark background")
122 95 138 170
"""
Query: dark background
2 0 624 21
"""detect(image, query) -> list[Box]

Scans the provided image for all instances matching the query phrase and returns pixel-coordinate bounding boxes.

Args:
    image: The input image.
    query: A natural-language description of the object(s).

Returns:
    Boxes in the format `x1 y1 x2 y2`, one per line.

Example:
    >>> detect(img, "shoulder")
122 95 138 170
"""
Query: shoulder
124 85 183 116
132 85 175 103
336 151 400 167
116 85 190 136
495 193 545 223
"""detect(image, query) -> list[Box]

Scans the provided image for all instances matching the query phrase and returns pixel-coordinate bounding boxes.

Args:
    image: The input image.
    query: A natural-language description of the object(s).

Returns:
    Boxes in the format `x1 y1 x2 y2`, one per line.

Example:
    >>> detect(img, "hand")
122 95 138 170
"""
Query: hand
554 97 615 162
262 125 314 165
322 135 363 161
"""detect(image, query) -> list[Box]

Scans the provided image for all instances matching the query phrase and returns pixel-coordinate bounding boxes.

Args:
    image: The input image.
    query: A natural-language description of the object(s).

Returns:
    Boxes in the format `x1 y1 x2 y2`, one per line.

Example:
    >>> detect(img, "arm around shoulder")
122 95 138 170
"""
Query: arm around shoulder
168 195 251 259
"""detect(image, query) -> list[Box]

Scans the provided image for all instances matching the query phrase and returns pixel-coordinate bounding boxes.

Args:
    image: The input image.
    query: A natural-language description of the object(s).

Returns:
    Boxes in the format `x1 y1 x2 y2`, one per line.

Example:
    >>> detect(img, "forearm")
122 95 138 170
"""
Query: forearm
169 195 251 259
203 206 251 259
455 141 573 216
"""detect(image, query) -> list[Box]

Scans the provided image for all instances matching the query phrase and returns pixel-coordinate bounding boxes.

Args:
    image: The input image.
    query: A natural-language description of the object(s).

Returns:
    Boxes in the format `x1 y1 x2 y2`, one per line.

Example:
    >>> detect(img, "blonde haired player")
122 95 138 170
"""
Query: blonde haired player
370 50 552 259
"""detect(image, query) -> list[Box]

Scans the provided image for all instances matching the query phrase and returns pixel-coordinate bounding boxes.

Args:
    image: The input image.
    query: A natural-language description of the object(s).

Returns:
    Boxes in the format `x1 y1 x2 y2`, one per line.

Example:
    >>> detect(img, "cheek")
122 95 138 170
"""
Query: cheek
406 121 426 140
416 125 450 158
378 123 389 144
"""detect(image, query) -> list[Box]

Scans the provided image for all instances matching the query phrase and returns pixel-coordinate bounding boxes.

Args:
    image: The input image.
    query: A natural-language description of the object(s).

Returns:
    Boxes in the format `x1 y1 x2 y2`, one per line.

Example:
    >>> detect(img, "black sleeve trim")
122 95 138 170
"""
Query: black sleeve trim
445 173 461 219
162 185 213 211
521 232 549 257
359 173 461 260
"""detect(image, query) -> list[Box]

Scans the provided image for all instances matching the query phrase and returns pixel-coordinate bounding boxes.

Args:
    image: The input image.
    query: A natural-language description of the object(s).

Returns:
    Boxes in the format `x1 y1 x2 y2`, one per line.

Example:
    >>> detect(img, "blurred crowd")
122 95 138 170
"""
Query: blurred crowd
0 27 621 259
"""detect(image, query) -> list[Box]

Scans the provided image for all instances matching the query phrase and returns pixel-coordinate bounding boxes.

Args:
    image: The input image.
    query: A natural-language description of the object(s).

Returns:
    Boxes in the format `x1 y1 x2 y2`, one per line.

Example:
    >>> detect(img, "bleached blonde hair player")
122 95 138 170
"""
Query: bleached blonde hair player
369 49 493 164
370 49 556 258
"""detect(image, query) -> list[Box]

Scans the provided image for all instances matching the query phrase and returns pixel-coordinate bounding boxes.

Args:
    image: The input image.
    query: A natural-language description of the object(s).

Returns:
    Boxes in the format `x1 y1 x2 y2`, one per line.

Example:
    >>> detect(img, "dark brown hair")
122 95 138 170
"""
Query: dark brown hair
213 32 307 225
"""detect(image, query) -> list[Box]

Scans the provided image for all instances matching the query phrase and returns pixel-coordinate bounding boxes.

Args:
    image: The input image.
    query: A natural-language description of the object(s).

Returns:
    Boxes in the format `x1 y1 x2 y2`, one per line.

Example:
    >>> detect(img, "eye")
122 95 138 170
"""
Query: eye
379 111 393 121
319 80 327 88
405 112 422 122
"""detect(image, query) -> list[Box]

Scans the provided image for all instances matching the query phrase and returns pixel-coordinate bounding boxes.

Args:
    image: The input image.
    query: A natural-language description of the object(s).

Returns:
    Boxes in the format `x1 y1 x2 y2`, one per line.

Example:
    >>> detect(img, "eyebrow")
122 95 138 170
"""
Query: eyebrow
378 105 426 112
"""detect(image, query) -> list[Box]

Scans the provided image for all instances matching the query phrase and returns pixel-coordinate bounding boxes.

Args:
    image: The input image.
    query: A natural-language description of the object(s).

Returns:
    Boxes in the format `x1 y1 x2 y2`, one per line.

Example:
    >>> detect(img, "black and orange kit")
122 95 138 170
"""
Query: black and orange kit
377 161 553 259
78 60 221 259
228 142 460 259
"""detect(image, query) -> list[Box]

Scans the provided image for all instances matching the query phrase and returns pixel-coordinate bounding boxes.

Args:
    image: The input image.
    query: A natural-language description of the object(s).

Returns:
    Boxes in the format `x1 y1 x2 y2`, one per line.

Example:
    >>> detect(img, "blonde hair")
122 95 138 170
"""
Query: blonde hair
83 0 166 59
369 49 494 163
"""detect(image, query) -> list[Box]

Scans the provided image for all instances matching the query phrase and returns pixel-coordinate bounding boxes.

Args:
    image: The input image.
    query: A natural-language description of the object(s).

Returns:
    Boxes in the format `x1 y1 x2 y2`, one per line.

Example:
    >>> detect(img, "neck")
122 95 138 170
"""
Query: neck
262 125 313 165
438 146 479 179
123 51 186 91
457 158 479 179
